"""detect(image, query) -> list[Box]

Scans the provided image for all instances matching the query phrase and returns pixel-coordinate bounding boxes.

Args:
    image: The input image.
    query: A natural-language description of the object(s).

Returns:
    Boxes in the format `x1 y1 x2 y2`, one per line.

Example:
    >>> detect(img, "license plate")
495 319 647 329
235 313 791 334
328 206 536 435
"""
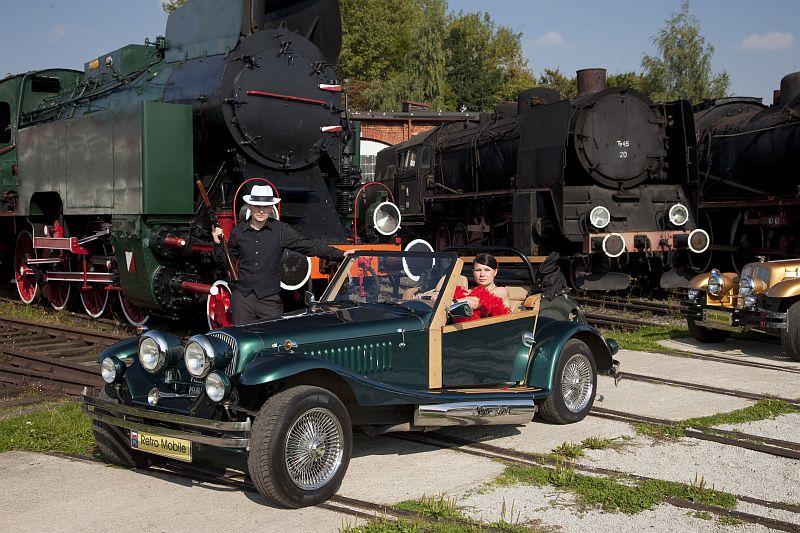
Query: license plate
703 309 732 326
130 430 192 462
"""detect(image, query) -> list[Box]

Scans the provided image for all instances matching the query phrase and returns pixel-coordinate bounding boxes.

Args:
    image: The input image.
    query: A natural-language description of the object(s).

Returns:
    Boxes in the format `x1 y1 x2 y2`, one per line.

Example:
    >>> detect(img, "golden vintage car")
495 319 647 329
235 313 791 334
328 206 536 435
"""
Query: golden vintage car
683 259 800 361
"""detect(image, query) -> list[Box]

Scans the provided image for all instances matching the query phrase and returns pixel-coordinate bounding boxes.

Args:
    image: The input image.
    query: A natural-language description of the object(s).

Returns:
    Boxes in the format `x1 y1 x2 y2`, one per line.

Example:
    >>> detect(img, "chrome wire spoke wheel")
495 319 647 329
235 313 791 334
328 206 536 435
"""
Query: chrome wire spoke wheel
561 353 594 413
284 407 344 490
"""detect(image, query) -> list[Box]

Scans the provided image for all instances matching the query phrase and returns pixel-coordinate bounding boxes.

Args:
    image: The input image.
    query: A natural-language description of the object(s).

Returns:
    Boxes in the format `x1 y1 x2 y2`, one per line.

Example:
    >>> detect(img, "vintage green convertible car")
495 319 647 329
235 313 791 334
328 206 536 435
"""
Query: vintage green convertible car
82 249 619 507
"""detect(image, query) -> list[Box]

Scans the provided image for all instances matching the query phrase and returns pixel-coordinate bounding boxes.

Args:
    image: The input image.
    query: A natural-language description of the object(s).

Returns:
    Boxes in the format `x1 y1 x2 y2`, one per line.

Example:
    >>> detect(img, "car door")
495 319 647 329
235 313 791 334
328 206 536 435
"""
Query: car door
440 311 537 388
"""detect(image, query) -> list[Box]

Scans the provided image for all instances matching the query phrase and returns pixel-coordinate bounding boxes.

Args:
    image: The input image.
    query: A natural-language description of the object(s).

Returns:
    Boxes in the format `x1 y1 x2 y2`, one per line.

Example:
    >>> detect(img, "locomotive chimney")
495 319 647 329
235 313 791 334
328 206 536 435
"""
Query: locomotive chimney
576 68 607 97
773 90 781 106
779 71 800 106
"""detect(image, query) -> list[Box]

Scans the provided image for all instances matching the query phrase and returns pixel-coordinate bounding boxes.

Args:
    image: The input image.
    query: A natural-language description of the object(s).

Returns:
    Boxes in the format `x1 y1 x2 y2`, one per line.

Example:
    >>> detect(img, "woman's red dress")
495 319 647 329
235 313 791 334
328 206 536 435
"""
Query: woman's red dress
453 286 510 322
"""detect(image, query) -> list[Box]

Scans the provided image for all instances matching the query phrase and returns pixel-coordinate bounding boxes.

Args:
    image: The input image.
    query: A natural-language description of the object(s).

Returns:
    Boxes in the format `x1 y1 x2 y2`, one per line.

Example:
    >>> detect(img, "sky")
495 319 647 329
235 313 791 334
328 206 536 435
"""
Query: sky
1 1 798 104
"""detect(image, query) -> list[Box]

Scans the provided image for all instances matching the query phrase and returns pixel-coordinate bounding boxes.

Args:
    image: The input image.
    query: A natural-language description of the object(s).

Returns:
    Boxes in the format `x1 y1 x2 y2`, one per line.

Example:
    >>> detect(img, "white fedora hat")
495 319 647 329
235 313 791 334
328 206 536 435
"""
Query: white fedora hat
243 184 281 206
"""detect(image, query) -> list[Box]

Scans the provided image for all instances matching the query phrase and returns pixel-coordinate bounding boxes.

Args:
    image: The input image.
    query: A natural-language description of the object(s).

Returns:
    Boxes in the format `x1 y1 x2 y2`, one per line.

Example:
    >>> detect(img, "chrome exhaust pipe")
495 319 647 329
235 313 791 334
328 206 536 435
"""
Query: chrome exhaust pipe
414 399 537 427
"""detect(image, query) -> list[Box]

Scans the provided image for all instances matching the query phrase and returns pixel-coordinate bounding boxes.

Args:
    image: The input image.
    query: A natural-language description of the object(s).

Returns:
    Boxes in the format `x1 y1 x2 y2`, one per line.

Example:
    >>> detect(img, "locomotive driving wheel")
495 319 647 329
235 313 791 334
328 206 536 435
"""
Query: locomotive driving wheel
117 292 150 327
434 225 450 251
730 210 766 273
13 231 38 304
43 253 72 311
452 223 468 246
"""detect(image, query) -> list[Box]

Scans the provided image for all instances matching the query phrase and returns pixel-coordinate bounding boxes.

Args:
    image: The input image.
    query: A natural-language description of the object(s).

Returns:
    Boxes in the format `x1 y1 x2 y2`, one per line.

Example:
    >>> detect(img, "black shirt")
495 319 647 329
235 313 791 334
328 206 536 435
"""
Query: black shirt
213 219 344 298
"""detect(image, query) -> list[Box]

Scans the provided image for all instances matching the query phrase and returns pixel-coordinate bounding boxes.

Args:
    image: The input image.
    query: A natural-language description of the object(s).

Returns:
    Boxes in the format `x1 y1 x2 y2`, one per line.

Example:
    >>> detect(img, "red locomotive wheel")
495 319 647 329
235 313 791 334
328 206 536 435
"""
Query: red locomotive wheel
14 231 38 305
80 278 109 319
207 280 233 330
118 292 150 327
44 279 71 311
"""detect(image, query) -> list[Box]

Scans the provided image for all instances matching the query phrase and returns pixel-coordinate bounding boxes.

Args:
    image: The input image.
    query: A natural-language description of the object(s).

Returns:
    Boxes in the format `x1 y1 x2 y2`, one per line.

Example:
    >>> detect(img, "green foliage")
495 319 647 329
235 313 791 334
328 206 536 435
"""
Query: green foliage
580 436 621 450
161 0 188 13
0 402 94 456
602 326 689 353
635 399 798 439
494 464 736 515
551 441 584 459
395 495 463 521
641 1 729 103
537 69 653 100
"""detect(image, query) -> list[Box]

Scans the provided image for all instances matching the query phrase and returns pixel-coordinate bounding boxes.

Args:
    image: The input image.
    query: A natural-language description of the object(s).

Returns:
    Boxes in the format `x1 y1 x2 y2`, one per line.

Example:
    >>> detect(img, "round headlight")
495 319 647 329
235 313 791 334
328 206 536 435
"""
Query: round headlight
205 371 230 403
739 276 755 297
669 204 689 226
687 289 700 302
139 337 163 372
744 295 757 308
707 270 723 296
185 340 211 378
589 206 611 229
100 357 120 384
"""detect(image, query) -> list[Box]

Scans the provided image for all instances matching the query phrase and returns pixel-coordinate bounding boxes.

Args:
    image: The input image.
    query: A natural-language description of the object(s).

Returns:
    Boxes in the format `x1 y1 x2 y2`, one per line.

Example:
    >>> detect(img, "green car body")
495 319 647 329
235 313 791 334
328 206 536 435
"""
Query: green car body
83 250 618 507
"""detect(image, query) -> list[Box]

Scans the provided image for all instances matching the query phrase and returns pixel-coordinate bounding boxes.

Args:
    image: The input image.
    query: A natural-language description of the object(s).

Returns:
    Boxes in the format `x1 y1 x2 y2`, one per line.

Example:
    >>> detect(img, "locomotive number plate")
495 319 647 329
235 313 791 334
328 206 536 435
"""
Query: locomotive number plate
703 309 732 326
130 430 192 462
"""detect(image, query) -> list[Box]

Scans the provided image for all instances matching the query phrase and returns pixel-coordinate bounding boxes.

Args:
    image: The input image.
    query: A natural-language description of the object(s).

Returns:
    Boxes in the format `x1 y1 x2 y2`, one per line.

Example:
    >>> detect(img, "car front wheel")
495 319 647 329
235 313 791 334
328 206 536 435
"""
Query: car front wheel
781 301 800 362
538 339 597 424
92 386 150 468
247 385 352 508
687 317 731 343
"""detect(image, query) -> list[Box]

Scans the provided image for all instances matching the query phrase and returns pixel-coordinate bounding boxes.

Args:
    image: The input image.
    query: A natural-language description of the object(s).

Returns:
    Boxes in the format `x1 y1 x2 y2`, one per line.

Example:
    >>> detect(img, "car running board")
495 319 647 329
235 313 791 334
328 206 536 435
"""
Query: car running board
413 399 537 427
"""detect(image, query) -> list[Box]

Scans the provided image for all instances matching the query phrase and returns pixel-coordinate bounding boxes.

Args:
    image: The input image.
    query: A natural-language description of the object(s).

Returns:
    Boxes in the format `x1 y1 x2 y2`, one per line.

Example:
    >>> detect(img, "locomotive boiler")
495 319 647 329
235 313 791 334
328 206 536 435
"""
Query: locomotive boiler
694 71 800 271
0 0 400 327
374 69 709 290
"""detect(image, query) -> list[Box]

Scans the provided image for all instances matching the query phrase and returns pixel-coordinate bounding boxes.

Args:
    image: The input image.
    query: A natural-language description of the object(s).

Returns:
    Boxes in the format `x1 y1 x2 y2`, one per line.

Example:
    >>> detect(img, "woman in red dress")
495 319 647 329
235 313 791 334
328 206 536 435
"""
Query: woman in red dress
453 253 510 322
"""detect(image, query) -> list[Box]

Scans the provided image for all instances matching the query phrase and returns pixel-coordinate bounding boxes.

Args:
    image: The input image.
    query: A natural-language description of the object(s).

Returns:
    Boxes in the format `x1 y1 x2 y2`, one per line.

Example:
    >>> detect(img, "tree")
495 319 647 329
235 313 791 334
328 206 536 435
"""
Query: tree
161 0 187 13
537 68 577 99
641 1 729 103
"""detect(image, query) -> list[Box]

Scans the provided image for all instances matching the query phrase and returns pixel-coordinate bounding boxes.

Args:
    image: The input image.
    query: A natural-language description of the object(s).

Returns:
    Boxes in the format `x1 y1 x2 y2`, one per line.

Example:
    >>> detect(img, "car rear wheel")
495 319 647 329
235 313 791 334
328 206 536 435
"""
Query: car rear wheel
248 385 352 508
780 301 800 362
687 317 731 343
92 386 150 468
538 339 597 424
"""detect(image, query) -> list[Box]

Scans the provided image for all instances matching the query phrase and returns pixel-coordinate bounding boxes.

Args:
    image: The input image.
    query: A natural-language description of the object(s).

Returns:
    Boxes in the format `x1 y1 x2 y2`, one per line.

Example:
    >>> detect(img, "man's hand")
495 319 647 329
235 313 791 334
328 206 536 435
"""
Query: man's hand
211 226 224 244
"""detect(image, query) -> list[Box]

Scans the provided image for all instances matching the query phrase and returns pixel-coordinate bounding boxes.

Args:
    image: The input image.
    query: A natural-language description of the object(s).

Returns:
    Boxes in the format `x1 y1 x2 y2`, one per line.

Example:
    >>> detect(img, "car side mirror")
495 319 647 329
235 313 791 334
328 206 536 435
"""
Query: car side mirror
304 290 317 306
447 300 473 319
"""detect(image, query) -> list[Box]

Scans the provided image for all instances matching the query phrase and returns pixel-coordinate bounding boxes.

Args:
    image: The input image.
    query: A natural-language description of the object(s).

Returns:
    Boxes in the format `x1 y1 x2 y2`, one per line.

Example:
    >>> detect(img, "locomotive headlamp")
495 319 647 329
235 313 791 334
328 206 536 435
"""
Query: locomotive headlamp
739 276 755 297
589 206 611 229
707 270 724 296
184 335 215 378
100 356 124 384
373 201 402 236
205 371 231 403
668 204 689 226
687 289 700 302
138 331 182 373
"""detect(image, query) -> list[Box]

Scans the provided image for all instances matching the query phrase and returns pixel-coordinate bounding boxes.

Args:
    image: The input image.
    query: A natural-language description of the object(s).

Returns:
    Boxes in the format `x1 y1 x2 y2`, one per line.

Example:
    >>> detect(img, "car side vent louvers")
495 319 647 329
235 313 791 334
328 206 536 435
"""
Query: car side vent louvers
309 342 393 374
207 332 238 375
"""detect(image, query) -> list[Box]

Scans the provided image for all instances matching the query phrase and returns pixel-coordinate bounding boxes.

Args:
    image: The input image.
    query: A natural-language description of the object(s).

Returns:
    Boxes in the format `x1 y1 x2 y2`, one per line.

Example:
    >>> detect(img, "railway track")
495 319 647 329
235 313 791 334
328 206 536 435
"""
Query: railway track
391 432 800 532
575 295 681 316
0 316 121 395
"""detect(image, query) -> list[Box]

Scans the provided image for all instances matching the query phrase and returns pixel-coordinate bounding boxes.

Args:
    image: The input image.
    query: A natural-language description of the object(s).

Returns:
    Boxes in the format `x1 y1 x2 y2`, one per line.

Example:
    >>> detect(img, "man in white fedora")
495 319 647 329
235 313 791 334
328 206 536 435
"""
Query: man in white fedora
212 184 352 324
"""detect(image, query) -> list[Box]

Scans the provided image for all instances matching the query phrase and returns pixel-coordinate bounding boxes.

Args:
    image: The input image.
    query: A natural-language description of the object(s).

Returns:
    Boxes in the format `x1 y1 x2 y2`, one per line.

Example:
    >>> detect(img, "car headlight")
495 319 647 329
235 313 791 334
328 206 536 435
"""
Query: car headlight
139 337 164 372
668 203 689 226
589 206 611 229
707 270 723 296
205 371 230 403
739 275 755 297
687 289 700 302
184 335 214 378
100 356 124 384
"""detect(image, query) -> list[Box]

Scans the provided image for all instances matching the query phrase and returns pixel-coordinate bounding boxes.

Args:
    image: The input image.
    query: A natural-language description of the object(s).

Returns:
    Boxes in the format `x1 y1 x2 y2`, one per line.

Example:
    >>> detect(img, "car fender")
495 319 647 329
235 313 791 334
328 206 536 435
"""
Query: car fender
767 279 800 299
526 320 614 391
96 337 139 364
688 272 710 290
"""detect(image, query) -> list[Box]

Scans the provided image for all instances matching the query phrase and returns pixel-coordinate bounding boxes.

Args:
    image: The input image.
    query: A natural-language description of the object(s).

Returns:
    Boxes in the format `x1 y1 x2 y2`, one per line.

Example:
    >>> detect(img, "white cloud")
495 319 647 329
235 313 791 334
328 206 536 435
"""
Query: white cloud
740 31 794 52
50 24 66 44
533 31 565 48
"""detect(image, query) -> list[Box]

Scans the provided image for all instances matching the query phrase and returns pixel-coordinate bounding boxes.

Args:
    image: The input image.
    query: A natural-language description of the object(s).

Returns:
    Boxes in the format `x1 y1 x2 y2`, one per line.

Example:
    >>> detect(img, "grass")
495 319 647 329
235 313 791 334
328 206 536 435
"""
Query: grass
601 326 690 353
580 437 622 451
493 463 736 515
0 298 127 336
635 399 798 439
343 495 539 533
0 401 93 456
549 437 626 460
551 442 584 459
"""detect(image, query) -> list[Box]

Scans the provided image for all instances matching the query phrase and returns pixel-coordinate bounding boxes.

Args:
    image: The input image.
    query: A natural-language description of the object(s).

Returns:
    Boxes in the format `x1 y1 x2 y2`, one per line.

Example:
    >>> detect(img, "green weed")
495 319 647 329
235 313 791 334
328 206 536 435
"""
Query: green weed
551 441 584 459
580 436 621 450
0 401 93 455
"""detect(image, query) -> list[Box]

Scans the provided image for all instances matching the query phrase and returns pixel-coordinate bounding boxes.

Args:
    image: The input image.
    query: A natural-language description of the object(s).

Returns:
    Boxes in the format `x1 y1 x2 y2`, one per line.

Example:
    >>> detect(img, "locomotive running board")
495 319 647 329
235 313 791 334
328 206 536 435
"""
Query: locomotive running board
413 400 537 427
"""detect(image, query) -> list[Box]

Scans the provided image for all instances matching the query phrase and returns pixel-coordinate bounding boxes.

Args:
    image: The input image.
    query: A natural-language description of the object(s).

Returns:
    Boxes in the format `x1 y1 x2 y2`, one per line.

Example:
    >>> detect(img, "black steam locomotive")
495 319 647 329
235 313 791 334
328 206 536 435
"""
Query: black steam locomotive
693 71 800 271
374 69 709 290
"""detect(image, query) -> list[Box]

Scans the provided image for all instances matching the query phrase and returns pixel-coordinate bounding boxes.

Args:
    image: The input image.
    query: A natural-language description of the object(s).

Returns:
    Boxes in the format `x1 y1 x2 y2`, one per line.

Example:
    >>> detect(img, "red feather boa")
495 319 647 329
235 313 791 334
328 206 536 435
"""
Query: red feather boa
453 285 510 322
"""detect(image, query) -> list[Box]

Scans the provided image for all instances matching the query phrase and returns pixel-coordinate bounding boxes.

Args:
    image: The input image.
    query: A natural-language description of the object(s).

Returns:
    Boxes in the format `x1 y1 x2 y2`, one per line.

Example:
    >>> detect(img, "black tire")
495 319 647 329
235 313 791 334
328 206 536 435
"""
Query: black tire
92 386 150 468
538 339 597 424
247 385 352 508
687 317 731 343
781 301 800 362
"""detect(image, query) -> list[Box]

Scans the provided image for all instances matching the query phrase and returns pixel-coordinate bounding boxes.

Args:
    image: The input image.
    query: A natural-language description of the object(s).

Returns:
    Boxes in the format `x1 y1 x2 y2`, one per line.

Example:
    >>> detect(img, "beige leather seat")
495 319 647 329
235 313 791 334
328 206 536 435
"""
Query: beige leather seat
506 286 529 312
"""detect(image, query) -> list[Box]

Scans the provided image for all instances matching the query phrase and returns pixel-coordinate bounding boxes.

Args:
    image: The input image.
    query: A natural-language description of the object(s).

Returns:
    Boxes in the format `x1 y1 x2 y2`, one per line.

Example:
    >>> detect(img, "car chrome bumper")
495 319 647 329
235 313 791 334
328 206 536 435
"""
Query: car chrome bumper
81 387 251 449
681 303 787 331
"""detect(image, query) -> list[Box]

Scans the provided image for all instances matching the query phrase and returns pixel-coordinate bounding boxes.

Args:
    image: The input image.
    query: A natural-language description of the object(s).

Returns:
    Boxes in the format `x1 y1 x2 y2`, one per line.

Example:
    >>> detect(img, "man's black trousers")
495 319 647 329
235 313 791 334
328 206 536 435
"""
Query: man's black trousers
232 288 283 325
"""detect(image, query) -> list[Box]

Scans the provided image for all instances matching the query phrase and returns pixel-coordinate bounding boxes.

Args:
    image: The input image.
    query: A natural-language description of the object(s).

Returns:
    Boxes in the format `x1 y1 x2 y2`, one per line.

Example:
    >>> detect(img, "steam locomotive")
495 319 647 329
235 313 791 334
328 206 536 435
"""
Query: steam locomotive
693 71 800 272
373 69 710 290
0 0 402 328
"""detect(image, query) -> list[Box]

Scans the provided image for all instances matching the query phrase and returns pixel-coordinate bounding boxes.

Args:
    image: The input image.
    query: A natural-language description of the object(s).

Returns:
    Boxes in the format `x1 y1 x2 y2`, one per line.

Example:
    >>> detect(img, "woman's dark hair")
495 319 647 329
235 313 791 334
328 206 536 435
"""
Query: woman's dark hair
474 253 498 270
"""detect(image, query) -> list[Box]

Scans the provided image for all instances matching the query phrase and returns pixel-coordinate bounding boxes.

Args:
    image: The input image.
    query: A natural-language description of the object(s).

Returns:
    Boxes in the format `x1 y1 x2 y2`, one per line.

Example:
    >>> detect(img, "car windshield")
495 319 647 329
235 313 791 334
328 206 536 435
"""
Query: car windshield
323 252 457 308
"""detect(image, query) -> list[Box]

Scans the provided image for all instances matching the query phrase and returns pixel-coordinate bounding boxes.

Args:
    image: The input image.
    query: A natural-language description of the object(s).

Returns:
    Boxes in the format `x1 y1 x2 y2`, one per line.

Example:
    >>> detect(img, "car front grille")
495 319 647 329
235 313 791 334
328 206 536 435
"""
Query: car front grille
207 331 238 375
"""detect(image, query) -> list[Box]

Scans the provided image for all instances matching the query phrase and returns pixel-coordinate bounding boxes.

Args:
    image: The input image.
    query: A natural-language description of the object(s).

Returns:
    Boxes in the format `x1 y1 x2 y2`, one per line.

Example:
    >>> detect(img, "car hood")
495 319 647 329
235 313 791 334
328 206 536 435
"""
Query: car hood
217 303 427 373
